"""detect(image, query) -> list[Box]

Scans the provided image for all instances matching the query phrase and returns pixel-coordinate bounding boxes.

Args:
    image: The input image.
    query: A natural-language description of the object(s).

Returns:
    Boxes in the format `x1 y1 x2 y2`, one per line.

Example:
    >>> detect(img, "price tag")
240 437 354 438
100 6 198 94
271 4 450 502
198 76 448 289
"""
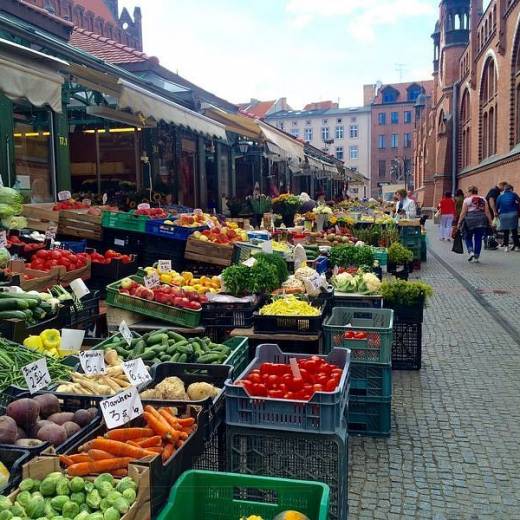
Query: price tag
61 329 85 351
114 238 125 247
207 220 214 229
45 225 57 240
0 231 7 248
157 260 171 273
289 358 302 379
100 386 144 429
70 278 90 299
102 193 108 205
261 240 273 254
137 203 150 210
307 272 323 292
242 257 256 268
122 358 152 386
21 358 51 394
79 350 106 375
144 271 160 288
119 321 133 346
58 190 71 201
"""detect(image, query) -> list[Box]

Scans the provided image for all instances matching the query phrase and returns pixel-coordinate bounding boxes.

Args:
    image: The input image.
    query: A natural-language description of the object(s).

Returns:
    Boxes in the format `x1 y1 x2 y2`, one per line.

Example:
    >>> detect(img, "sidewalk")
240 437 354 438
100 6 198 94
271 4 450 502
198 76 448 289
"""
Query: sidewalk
348 224 520 519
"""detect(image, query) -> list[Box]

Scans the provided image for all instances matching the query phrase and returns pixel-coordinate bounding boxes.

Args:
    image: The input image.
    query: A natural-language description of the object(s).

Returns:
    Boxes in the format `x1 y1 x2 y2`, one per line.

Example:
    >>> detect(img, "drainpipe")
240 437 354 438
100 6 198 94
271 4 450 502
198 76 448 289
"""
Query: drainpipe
451 81 459 196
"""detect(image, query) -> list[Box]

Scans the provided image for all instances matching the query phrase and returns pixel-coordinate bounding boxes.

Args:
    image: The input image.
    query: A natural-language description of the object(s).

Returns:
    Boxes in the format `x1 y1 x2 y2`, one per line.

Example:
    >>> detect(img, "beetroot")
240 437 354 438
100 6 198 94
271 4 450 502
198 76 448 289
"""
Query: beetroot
0 416 18 444
33 394 60 418
63 421 80 438
37 423 67 445
6 398 39 429
73 409 91 427
47 412 74 426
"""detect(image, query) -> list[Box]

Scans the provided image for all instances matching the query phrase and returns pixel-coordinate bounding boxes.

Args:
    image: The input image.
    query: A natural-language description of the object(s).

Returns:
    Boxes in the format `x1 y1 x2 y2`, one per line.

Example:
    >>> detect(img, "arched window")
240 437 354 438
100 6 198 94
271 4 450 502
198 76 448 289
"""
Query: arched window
460 89 471 169
480 58 498 160
512 26 520 146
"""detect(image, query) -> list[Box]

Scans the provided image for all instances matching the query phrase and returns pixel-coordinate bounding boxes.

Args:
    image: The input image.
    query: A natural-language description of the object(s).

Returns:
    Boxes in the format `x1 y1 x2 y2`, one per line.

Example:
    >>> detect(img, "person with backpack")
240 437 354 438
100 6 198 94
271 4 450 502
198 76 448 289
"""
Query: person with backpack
496 184 520 252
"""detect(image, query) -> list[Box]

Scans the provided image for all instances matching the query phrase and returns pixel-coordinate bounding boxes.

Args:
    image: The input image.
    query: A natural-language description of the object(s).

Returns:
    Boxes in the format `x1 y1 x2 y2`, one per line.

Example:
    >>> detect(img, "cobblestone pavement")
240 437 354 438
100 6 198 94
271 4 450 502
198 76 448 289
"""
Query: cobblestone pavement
348 225 520 519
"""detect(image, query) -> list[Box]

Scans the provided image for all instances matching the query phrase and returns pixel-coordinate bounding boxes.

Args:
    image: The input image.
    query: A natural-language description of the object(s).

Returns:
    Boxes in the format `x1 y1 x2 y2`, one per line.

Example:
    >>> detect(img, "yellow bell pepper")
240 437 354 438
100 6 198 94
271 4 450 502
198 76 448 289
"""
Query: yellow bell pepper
23 335 44 351
40 329 61 350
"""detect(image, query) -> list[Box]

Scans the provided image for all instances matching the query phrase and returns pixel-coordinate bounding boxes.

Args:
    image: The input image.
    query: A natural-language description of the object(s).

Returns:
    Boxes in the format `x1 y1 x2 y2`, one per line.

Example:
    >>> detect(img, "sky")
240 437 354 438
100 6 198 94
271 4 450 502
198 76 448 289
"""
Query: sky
118 0 441 109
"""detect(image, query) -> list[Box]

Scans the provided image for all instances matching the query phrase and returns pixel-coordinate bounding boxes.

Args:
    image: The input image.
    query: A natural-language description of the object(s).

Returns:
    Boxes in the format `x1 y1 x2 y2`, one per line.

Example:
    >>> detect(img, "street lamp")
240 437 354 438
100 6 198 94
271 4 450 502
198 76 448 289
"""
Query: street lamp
238 141 250 154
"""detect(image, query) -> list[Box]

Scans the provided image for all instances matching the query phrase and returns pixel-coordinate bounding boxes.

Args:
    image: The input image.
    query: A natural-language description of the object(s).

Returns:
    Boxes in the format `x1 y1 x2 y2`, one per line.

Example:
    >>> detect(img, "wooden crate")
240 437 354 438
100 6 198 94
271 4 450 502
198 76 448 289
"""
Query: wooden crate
8 259 60 291
184 236 234 267
22 203 60 232
398 219 421 227
60 209 103 241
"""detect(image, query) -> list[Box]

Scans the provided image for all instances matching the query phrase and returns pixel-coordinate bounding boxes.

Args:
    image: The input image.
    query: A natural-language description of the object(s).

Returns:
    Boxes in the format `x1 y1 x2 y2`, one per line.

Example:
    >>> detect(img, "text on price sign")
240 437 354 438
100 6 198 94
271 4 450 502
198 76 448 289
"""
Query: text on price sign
22 359 51 394
100 386 143 429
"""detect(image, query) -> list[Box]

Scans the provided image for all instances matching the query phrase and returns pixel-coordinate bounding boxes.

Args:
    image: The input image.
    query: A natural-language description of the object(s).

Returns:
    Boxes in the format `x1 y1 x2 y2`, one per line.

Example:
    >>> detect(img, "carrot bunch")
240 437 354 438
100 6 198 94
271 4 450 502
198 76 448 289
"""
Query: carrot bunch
59 406 197 477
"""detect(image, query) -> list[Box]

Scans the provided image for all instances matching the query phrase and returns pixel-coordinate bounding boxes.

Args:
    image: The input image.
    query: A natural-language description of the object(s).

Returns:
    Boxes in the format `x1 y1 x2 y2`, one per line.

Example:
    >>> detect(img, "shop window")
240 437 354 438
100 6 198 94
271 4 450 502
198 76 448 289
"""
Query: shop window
304 128 313 141
13 104 54 202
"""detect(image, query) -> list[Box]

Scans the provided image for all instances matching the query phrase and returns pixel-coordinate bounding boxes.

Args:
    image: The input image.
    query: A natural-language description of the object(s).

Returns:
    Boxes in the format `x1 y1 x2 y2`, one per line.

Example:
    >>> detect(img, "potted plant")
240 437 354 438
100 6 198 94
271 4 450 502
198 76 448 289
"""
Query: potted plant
247 193 271 228
381 279 433 322
387 242 414 280
272 194 301 227
226 197 245 218
313 204 333 232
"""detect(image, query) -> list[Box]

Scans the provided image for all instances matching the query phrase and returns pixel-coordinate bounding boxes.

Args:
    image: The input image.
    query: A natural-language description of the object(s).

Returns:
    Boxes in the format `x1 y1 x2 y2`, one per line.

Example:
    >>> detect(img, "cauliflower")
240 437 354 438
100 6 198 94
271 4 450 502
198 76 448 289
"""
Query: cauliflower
362 273 382 294
294 266 317 281
331 272 354 292
187 382 219 401
155 376 187 400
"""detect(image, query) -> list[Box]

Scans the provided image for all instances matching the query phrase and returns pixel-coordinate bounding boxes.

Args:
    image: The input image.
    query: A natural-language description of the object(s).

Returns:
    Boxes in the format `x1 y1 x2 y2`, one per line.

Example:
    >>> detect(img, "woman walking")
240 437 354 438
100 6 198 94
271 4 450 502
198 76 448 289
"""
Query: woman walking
457 186 493 262
438 191 456 241
496 184 520 251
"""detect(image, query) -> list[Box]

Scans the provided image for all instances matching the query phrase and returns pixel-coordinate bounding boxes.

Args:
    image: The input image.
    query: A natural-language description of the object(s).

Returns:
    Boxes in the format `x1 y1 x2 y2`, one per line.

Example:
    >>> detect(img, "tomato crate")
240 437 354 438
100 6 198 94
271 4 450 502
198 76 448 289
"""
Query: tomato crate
392 321 422 370
0 448 31 494
157 470 330 520
202 295 263 329
348 396 391 437
323 307 394 364
106 275 202 327
350 362 392 399
225 343 351 434
226 426 346 520
253 306 325 335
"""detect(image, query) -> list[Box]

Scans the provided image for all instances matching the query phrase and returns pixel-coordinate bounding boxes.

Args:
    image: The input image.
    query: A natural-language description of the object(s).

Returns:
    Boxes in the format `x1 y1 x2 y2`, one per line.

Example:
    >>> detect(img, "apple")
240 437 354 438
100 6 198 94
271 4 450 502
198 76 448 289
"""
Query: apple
121 277 133 289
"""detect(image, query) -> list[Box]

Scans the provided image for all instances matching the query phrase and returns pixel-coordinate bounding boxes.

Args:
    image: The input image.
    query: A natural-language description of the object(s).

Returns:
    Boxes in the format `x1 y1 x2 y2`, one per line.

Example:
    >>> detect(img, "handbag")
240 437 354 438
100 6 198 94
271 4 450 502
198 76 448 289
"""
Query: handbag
452 230 464 254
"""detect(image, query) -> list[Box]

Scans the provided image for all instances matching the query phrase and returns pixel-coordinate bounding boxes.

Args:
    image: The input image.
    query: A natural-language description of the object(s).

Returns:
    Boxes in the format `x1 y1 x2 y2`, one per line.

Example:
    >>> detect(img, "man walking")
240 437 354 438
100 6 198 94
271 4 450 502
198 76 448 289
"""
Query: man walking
485 181 506 248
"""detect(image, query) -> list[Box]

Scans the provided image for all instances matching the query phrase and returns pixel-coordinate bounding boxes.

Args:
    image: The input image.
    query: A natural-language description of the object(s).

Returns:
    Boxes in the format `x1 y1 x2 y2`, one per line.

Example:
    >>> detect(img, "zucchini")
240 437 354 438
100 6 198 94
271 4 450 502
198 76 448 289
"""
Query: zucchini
32 307 46 320
0 292 41 302
0 299 29 311
0 310 29 320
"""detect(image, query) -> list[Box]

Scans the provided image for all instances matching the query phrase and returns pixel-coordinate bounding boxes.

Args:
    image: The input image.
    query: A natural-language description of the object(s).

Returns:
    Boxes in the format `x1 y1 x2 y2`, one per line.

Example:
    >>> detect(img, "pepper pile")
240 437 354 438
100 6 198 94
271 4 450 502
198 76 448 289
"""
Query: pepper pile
24 329 62 357
236 355 343 401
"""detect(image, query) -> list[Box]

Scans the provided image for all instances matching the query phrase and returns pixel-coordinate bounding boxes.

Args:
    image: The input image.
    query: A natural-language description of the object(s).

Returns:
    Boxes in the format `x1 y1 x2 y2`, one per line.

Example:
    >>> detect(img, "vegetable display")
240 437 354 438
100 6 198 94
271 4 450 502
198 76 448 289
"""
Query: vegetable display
0 290 57 324
141 268 221 295
221 258 281 297
258 296 320 317
380 279 433 306
88 250 133 265
236 355 343 400
141 377 219 402
24 329 63 358
329 244 375 269
331 271 382 294
27 250 89 273
387 242 414 266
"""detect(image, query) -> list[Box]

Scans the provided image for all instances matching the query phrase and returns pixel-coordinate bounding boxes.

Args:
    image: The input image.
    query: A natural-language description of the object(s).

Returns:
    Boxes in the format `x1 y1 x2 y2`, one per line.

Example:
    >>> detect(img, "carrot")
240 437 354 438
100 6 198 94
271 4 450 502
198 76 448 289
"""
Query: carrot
68 454 92 464
91 438 157 459
66 457 134 477
105 427 154 441
176 417 195 428
161 443 175 463
146 446 163 454
136 435 162 448
158 409 184 435
143 411 176 441
127 441 140 447
88 449 114 461
59 455 74 467
111 468 128 477
175 439 185 449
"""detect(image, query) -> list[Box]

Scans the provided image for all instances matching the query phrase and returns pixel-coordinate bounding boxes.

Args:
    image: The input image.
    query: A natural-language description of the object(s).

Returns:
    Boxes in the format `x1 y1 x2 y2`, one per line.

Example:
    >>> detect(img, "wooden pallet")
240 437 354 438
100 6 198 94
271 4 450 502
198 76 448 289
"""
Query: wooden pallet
184 236 234 267
22 203 60 232
59 209 103 241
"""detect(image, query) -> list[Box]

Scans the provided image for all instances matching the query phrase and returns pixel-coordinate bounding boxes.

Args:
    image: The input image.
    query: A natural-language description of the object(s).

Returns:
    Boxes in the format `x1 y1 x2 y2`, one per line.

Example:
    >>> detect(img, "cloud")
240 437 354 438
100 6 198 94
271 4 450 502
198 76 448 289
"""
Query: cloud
286 0 435 42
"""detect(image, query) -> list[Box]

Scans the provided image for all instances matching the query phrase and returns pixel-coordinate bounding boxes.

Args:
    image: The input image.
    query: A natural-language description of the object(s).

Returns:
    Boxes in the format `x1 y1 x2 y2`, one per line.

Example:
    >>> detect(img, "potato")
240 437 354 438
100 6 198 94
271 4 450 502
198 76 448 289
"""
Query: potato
86 407 98 420
63 421 81 438
47 412 75 426
37 423 67 445
6 399 40 429
0 416 18 444
73 409 91 427
33 394 60 418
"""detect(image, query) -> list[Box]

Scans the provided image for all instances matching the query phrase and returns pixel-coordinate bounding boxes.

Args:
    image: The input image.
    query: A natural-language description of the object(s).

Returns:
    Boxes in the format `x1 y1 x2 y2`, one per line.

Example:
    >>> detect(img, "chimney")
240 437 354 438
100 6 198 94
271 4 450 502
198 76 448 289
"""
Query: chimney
363 84 377 105
133 6 143 51
469 0 482 88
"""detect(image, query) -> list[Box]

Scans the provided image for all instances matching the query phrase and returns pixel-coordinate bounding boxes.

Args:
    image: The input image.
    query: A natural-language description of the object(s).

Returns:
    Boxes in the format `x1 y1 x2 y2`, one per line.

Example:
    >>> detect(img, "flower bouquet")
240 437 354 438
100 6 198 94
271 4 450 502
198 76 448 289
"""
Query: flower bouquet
313 203 333 232
272 194 301 227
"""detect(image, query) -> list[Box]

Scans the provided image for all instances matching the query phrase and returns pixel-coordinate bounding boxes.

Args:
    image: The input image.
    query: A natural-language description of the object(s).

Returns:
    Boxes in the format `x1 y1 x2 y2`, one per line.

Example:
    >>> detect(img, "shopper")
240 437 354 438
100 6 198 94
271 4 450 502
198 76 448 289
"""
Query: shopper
458 186 494 263
395 189 417 218
454 189 465 220
496 184 520 252
486 181 507 219
437 191 456 241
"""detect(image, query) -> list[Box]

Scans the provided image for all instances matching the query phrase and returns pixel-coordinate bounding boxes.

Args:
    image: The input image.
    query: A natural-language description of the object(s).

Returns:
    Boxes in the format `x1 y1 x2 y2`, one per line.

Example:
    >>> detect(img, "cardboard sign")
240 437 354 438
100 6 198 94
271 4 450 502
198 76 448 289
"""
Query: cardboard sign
61 329 85 351
70 278 90 299
22 358 51 394
157 260 172 273
100 386 144 429
119 321 133 346
122 358 152 386
58 191 71 201
79 350 106 375
144 271 160 288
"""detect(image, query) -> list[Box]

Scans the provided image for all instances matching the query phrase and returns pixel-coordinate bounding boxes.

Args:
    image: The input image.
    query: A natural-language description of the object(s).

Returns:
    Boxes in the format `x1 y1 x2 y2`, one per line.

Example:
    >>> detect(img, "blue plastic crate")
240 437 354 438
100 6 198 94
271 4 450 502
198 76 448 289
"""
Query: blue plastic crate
145 219 208 240
56 239 87 253
348 396 391 437
323 307 394 364
225 343 351 434
350 363 392 398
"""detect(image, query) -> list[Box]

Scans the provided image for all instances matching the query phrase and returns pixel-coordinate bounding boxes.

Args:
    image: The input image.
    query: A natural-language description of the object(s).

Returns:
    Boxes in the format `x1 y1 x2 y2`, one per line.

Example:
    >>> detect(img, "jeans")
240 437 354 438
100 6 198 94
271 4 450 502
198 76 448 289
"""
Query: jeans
464 227 486 257
503 228 520 248
439 214 454 240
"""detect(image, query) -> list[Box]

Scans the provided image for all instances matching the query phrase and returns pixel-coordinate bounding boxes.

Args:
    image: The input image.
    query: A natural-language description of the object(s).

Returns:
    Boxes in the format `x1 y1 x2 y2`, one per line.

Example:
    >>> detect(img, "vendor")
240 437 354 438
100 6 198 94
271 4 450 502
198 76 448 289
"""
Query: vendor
395 189 417 218
316 192 326 205
299 192 316 212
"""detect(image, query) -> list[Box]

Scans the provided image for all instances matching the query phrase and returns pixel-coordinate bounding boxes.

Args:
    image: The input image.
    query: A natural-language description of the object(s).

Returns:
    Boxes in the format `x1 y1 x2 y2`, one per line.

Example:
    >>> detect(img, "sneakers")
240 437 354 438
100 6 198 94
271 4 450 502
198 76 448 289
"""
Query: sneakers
474 256 480 263
468 252 474 262
505 247 510 252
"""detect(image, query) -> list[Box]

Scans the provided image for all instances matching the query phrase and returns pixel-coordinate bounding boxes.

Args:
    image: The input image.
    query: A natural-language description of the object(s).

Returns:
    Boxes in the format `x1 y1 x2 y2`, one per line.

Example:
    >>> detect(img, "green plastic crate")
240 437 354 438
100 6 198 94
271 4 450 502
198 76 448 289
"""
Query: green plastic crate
157 470 330 520
323 307 394 364
223 336 249 378
101 210 149 233
372 247 388 266
106 275 202 328
348 395 391 437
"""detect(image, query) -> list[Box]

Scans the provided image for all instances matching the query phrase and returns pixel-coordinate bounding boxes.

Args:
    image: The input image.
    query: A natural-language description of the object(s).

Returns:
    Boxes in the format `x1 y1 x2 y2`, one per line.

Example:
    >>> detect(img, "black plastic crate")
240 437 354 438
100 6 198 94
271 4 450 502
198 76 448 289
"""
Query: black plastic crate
192 420 226 472
183 261 223 277
0 448 31 494
384 299 424 323
59 290 101 328
101 228 147 263
88 257 138 297
0 313 63 344
202 295 263 329
392 321 422 370
142 236 186 270
226 424 348 520
253 306 324 335
144 362 232 440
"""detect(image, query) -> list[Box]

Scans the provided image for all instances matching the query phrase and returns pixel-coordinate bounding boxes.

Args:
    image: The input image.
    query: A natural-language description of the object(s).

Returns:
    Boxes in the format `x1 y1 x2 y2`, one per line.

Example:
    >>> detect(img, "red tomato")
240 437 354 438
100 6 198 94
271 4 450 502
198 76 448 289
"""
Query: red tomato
253 383 267 397
267 374 279 386
313 384 323 392
248 373 261 384
50 250 62 260
260 363 275 376
35 249 50 259
268 389 284 398
288 377 304 392
325 379 339 392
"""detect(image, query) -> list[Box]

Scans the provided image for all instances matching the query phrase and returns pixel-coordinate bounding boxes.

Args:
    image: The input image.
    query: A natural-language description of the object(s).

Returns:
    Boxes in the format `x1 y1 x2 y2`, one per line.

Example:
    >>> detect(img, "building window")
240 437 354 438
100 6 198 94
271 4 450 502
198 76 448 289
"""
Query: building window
480 57 498 159
290 128 300 138
378 113 386 125
378 135 386 149
512 31 520 146
322 119 328 124
391 112 399 124
304 128 313 142
336 146 344 160
378 160 386 178
382 86 398 103
351 117 357 122
391 134 399 148
349 124 359 138
349 145 359 160
407 84 423 102
460 88 471 168
292 121 298 126
305 120 311 126
404 111 412 123
335 126 344 139
404 133 412 148
337 118 342 123
321 127 329 141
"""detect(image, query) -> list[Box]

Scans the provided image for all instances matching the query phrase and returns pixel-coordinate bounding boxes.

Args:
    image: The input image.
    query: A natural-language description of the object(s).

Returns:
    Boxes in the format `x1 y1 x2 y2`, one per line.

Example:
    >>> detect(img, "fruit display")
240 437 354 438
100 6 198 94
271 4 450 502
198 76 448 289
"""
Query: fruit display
0 393 98 448
6 235 45 256
171 211 217 228
258 296 321 317
27 250 89 273
118 278 205 310
141 267 221 295
87 250 133 265
53 199 90 211
134 207 169 219
235 354 343 400
192 223 248 245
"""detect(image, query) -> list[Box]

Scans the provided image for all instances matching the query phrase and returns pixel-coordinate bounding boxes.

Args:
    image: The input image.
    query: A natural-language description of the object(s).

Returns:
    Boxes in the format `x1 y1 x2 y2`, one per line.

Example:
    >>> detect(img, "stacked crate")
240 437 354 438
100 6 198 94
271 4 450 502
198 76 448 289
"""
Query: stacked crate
324 307 394 437
399 224 422 261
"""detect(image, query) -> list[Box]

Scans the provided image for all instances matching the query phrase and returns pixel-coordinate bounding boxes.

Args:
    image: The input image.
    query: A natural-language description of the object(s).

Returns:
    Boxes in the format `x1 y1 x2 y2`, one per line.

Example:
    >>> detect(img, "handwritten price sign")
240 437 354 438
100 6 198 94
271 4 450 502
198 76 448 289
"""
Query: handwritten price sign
119 321 133 346
21 359 51 394
101 386 144 429
79 351 106 375
122 358 151 386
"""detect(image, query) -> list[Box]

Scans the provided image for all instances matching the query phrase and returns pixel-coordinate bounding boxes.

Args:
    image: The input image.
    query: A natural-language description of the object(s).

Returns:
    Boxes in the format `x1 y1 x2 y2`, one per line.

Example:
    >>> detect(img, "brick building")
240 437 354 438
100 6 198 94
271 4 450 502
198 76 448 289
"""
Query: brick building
414 0 520 208
364 81 433 197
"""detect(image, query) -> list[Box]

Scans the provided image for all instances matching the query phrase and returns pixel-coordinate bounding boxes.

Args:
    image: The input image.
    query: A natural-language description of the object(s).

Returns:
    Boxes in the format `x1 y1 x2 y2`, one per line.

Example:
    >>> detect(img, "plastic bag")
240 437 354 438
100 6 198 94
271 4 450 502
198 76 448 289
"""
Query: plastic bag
452 230 464 254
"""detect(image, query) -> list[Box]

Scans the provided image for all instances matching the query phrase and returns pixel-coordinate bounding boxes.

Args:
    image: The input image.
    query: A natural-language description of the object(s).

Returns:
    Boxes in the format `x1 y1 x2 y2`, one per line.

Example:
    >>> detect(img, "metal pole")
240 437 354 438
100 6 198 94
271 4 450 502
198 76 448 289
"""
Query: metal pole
95 130 101 194
451 82 459 196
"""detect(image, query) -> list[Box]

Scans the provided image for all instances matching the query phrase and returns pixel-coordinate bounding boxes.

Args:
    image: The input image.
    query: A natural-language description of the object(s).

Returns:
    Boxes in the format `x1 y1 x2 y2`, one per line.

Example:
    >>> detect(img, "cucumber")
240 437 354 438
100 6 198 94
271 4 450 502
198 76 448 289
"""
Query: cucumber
32 307 46 320
196 353 225 364
0 310 29 320
133 340 146 357
150 344 166 354
170 352 181 363
0 299 29 311
175 345 193 355
0 292 41 302
178 353 188 363
159 353 170 362
167 331 186 342
146 333 168 346
140 350 156 361
115 346 130 358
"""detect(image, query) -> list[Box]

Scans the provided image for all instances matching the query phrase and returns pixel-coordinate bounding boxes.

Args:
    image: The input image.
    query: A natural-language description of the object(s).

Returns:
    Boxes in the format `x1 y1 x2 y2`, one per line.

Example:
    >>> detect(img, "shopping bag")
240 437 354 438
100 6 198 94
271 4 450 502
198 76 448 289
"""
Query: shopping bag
452 230 464 254
433 210 441 224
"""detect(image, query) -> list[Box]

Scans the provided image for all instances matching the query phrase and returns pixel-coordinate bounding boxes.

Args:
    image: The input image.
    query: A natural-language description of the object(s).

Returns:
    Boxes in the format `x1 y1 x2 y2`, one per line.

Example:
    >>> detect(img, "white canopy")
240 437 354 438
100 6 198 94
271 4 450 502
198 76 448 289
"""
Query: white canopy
118 79 227 140
258 121 305 164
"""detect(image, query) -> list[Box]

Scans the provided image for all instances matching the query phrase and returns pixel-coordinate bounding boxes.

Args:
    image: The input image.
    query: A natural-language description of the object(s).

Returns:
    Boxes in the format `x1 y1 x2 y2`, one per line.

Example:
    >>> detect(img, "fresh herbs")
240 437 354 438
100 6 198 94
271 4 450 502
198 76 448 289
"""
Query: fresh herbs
329 244 375 268
381 279 433 306
221 258 282 296
387 242 414 265
254 253 289 285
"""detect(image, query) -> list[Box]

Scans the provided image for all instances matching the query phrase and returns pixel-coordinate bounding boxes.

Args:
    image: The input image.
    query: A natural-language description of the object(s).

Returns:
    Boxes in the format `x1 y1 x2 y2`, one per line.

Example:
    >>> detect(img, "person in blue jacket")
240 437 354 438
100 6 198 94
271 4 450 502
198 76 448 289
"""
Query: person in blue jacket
496 184 520 251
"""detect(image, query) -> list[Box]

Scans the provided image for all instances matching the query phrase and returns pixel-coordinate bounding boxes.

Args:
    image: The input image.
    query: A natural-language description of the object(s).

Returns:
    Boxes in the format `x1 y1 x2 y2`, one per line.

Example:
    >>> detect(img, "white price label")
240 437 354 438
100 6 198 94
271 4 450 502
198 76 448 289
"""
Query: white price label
79 350 106 375
144 271 160 288
308 272 323 292
58 190 71 201
137 203 150 210
119 321 133 346
70 278 90 299
157 260 171 273
114 238 125 247
102 193 108 205
21 358 51 394
100 386 144 429
122 358 152 386
0 231 7 248
61 329 85 351
261 240 273 254
45 225 57 240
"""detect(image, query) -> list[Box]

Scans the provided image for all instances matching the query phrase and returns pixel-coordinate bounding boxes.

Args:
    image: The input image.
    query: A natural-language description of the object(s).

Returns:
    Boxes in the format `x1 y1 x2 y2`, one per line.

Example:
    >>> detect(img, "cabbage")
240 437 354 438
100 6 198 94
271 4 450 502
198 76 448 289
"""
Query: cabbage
0 204 17 218
1 216 27 230
0 187 24 207
0 248 11 268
